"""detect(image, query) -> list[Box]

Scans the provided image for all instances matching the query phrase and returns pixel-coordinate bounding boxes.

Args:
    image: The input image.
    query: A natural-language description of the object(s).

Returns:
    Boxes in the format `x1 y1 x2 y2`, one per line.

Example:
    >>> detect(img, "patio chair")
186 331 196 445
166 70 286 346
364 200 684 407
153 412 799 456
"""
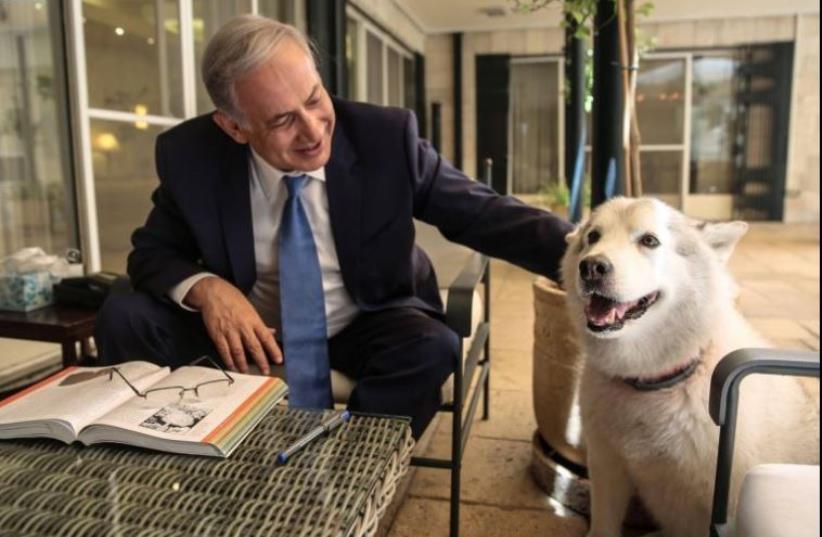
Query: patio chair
330 248 491 537
709 348 820 537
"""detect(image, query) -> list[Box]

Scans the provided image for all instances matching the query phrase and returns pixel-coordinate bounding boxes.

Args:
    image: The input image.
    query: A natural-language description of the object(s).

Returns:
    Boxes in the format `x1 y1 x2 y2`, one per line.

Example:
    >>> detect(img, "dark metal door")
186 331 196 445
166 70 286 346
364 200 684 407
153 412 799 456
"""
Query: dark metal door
732 42 794 221
476 54 511 195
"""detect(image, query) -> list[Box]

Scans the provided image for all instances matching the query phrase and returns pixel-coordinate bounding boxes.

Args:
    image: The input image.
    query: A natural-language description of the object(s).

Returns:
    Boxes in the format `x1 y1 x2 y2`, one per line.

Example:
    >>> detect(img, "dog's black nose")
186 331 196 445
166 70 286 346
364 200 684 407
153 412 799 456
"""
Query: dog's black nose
579 256 613 281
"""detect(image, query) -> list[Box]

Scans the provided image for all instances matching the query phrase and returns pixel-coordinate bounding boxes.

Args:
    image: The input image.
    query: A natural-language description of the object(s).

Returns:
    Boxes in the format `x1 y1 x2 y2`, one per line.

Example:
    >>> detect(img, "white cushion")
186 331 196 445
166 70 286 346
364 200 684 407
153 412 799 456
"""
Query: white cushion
736 464 820 537
331 288 485 404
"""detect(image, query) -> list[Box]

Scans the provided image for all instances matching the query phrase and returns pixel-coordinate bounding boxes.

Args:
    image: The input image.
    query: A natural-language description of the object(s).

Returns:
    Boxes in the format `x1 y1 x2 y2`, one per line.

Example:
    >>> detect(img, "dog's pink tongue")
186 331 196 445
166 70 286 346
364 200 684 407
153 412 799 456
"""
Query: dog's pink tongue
614 301 636 318
585 298 637 325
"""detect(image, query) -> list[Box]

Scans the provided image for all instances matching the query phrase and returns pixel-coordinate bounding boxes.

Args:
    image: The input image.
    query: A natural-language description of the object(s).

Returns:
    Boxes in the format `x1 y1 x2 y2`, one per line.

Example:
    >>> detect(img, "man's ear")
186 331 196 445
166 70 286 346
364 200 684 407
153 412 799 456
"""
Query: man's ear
698 221 749 264
212 111 249 144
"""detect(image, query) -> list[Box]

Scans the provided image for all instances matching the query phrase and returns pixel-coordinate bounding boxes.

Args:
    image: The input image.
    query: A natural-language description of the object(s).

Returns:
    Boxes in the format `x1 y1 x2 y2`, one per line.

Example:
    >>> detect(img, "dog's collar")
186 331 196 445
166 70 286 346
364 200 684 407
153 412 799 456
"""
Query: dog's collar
622 356 702 391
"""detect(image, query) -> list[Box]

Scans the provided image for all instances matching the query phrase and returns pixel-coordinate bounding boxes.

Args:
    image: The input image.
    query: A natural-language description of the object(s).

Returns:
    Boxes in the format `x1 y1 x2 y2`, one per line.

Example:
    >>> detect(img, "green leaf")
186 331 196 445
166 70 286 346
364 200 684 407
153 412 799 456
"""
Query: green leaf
636 2 654 17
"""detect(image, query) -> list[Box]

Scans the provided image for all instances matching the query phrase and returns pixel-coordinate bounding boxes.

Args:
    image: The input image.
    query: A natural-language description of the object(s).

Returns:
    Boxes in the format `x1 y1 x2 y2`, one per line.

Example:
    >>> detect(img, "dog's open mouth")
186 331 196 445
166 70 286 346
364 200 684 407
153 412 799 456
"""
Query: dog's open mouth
584 291 660 332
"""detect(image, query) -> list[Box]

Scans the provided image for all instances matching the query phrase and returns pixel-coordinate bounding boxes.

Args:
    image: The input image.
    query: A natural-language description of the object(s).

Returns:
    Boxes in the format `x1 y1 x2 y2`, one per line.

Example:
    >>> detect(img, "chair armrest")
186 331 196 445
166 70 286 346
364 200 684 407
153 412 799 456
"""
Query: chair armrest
710 348 820 426
444 252 490 337
709 348 820 537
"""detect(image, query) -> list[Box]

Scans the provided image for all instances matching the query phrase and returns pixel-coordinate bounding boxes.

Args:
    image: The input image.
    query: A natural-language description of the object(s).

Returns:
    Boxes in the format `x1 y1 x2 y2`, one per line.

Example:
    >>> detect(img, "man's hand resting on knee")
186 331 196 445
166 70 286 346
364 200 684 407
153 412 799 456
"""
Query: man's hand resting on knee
184 276 282 374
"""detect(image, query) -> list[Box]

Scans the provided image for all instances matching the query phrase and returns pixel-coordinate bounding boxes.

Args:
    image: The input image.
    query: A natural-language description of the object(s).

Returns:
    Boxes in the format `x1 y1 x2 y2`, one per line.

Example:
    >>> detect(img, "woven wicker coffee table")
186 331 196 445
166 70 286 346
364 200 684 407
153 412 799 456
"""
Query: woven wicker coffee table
0 406 413 536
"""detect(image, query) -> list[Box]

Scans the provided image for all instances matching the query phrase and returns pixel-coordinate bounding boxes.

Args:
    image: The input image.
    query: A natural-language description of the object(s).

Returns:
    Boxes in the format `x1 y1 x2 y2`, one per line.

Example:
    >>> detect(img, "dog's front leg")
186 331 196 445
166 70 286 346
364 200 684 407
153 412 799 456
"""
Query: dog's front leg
586 441 633 537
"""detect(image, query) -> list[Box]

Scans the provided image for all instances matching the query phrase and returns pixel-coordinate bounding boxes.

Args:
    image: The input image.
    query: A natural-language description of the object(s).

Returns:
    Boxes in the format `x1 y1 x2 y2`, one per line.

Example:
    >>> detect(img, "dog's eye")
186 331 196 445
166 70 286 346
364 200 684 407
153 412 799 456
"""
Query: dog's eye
587 230 601 244
640 234 660 248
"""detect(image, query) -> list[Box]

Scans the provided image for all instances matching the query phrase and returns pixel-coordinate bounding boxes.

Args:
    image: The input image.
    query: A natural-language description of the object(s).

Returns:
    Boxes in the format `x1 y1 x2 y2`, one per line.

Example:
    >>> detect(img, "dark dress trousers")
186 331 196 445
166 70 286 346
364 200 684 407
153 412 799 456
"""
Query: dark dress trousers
95 98 574 438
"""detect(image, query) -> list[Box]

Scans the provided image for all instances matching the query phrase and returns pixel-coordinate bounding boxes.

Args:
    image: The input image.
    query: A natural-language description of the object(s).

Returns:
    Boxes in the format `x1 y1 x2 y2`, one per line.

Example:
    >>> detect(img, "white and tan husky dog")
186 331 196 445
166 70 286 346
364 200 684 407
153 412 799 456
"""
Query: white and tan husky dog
561 197 818 537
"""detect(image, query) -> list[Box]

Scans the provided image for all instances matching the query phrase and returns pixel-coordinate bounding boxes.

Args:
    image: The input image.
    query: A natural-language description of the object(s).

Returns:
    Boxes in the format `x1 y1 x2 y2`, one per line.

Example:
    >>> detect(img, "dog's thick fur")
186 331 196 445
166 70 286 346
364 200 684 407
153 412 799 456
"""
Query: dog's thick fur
561 197 819 537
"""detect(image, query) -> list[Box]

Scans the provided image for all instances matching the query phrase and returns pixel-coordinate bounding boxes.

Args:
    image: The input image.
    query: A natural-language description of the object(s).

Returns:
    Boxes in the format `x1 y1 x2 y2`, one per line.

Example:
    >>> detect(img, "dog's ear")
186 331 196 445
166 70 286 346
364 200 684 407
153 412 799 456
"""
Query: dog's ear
698 221 748 264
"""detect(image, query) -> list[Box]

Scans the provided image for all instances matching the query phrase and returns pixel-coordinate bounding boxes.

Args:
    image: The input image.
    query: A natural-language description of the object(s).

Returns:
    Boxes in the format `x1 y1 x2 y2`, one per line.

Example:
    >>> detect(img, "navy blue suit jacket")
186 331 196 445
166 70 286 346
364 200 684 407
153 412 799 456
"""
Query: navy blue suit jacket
128 98 573 317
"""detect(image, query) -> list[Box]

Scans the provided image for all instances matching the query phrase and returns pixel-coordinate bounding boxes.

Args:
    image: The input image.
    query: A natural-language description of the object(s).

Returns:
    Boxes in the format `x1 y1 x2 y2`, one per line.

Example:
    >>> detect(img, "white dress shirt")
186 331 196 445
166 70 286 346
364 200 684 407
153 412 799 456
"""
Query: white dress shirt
169 147 359 338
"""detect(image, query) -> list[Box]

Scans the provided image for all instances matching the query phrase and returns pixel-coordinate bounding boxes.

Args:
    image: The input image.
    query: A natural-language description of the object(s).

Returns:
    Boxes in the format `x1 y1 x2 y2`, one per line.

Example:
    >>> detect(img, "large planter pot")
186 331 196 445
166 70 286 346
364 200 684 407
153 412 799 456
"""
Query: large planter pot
531 278 658 530
532 276 586 467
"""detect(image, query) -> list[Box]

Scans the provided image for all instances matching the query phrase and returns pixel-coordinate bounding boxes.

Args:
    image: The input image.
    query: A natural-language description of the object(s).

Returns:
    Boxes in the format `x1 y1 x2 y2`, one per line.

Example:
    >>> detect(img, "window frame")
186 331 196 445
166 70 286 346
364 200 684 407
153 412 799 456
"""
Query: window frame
344 7 413 106
64 0 303 271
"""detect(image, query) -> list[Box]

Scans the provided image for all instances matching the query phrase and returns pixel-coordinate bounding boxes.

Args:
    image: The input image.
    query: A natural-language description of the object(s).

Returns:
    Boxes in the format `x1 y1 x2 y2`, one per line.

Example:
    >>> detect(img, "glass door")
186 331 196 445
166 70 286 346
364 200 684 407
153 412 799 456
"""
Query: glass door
70 0 302 272
635 54 688 210
684 49 738 220
508 58 562 196
0 0 77 258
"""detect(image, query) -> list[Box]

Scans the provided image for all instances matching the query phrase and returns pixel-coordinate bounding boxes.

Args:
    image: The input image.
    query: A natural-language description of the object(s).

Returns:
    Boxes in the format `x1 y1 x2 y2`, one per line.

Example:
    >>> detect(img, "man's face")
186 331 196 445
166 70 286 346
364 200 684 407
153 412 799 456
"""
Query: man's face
216 38 335 172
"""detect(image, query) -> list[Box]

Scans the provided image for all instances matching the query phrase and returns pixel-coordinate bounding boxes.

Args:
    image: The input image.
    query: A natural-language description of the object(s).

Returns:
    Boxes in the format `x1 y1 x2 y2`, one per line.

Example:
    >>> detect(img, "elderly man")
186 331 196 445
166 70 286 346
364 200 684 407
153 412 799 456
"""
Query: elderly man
96 15 572 439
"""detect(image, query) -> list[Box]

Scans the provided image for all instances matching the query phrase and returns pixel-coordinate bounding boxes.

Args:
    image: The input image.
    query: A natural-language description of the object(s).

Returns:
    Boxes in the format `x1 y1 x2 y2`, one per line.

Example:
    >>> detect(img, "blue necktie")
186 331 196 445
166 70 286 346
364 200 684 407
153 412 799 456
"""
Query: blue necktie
279 175 333 409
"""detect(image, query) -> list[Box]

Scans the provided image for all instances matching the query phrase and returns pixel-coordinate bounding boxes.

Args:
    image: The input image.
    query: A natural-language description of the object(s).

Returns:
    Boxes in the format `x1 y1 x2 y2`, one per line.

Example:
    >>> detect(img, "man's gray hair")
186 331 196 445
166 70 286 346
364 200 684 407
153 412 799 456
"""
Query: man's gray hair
202 15 315 122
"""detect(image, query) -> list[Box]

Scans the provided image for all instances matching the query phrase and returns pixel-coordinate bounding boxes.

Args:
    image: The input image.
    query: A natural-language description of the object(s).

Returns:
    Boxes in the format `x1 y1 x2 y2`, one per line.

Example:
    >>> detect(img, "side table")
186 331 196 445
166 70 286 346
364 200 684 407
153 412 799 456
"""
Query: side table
0 305 97 367
0 406 414 537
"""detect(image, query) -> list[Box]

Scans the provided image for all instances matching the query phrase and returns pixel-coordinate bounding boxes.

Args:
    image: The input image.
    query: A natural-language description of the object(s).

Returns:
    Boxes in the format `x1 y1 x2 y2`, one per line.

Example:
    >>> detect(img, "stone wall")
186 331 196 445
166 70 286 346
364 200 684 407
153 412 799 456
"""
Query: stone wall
785 14 820 223
423 34 455 161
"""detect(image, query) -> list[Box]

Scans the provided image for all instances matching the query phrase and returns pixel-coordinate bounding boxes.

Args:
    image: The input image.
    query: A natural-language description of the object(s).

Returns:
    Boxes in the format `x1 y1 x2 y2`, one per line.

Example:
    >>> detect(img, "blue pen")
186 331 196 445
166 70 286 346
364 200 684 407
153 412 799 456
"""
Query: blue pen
276 410 352 464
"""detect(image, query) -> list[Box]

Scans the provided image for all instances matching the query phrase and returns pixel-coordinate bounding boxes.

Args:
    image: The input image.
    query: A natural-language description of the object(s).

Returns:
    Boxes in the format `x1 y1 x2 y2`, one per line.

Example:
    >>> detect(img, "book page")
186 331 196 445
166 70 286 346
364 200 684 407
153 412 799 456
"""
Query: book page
85 366 281 448
0 362 168 436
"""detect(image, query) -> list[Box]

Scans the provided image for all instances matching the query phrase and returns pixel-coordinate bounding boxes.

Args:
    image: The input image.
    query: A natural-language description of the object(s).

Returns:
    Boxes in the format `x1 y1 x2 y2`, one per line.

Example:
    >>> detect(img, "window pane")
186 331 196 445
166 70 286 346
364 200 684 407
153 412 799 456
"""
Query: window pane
0 1 76 257
83 0 184 118
387 48 401 107
258 0 296 23
193 0 252 114
366 32 383 105
636 58 686 145
346 17 358 100
690 52 739 194
640 150 682 207
91 120 166 272
510 62 561 194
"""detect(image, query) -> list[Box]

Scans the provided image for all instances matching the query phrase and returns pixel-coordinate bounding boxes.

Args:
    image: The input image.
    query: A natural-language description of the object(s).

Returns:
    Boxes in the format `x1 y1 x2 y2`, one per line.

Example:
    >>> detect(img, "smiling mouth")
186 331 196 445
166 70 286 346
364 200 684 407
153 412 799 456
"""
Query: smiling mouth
584 291 660 332
298 140 322 155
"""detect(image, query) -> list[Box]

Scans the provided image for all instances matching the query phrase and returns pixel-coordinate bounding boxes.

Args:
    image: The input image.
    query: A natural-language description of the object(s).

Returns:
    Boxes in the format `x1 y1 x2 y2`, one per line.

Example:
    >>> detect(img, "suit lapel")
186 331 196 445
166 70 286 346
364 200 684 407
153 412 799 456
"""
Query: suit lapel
325 121 361 294
218 141 256 293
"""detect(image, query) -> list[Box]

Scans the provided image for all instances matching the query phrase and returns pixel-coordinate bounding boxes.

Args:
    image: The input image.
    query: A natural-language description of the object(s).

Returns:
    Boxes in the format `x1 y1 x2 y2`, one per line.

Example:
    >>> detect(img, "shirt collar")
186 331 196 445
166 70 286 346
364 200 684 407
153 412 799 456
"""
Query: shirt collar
249 146 326 200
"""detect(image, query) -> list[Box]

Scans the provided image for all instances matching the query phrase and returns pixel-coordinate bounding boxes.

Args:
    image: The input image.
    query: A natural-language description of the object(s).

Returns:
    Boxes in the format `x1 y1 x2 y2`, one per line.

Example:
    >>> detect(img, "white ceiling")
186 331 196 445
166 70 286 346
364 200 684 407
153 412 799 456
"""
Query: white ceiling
398 0 821 34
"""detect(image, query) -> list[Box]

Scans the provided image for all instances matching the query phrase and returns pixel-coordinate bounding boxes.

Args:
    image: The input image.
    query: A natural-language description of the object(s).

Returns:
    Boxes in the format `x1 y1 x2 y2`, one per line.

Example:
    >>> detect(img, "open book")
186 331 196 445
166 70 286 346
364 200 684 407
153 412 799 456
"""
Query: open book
0 361 287 458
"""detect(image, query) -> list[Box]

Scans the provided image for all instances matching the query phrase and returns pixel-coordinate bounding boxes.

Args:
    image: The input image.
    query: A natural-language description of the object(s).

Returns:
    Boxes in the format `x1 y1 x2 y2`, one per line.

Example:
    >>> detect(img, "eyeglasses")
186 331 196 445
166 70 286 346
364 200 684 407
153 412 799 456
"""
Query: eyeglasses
109 355 235 404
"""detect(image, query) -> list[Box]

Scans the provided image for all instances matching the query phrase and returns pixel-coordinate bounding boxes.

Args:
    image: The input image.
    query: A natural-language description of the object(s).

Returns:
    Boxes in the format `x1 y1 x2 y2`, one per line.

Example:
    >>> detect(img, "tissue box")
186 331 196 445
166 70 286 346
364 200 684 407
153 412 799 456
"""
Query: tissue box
0 272 57 312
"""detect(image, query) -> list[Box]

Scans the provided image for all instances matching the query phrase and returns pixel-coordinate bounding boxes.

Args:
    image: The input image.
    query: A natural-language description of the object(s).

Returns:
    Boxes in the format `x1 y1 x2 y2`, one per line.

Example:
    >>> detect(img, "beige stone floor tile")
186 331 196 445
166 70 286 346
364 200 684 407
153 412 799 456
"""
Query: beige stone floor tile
386 497 587 537
410 434 547 509
801 320 820 338
791 279 821 295
770 338 819 351
746 252 819 279
491 298 536 320
491 283 538 306
748 318 818 340
743 279 806 296
737 287 820 320
435 388 536 443
487 349 533 390
490 316 534 352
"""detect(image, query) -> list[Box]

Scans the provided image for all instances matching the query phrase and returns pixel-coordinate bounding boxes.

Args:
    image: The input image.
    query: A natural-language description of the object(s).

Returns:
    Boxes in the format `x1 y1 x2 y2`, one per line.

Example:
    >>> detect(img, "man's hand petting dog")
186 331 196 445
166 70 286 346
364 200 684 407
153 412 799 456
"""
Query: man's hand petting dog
185 276 283 374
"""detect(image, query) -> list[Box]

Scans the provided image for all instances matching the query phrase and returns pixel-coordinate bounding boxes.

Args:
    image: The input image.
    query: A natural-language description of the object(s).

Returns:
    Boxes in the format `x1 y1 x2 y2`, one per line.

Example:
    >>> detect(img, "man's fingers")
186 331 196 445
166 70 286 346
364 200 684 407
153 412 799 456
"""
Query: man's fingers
226 331 248 373
242 328 270 375
213 335 235 372
257 326 283 364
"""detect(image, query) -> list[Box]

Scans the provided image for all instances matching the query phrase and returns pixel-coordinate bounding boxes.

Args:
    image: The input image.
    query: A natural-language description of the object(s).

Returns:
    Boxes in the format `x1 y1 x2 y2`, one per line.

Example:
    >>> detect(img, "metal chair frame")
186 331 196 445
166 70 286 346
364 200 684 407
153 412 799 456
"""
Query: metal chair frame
708 348 820 537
